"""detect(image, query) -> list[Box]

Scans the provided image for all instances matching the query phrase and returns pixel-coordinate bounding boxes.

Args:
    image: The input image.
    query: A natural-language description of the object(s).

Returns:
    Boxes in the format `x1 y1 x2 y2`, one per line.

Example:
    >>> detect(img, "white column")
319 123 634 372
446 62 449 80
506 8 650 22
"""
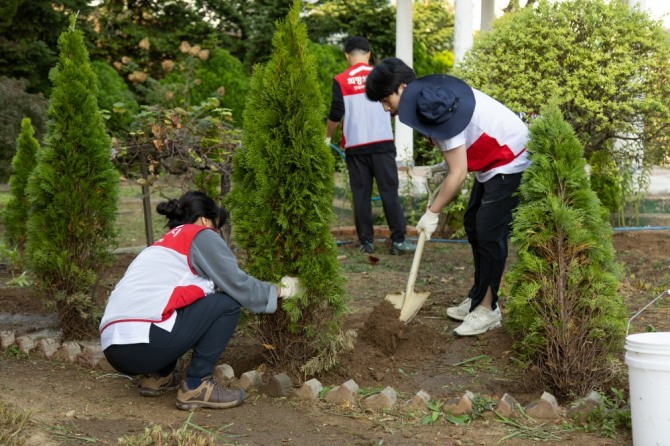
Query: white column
454 0 474 64
480 0 496 32
395 0 414 166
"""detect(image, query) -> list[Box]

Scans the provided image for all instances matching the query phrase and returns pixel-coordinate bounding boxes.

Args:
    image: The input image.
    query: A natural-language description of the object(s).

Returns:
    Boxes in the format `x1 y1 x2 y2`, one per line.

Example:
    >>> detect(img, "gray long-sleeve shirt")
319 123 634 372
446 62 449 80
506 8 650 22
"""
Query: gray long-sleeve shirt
190 229 279 314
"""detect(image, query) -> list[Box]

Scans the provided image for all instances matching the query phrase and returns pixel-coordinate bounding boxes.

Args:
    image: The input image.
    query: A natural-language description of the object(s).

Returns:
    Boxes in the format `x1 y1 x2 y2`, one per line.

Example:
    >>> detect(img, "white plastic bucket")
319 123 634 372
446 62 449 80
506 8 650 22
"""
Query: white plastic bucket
624 332 670 446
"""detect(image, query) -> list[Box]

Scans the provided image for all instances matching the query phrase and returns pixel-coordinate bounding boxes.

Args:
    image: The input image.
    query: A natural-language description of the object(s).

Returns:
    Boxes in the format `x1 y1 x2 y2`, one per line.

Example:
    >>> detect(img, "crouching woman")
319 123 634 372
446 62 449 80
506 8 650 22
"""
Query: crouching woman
99 191 301 410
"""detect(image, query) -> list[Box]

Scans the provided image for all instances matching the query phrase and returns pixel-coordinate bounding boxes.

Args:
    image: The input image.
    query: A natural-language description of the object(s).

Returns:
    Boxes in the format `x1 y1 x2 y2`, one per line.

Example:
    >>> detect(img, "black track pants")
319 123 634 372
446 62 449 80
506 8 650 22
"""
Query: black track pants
345 152 407 244
463 173 522 310
104 293 241 379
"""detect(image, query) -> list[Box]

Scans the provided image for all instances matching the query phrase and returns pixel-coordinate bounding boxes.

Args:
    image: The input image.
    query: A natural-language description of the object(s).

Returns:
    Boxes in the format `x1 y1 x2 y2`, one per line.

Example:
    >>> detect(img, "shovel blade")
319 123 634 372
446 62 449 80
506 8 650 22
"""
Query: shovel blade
399 291 431 324
384 292 405 310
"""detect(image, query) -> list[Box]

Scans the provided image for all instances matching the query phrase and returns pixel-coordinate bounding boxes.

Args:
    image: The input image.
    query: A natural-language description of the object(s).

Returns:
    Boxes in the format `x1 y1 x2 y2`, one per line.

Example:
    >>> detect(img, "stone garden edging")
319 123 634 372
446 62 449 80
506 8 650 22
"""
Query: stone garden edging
0 327 603 423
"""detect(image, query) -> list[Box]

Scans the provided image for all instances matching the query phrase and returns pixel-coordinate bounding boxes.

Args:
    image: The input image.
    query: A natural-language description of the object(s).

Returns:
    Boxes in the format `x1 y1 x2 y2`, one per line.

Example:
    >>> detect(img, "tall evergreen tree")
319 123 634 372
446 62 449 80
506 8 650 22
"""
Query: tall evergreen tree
226 0 348 377
26 16 119 340
504 102 626 400
3 117 39 254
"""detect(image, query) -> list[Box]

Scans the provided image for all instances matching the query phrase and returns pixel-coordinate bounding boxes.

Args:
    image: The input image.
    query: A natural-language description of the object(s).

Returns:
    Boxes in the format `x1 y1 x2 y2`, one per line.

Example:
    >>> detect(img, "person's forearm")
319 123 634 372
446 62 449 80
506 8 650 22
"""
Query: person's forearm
190 230 277 313
326 119 339 139
428 169 467 212
428 144 467 211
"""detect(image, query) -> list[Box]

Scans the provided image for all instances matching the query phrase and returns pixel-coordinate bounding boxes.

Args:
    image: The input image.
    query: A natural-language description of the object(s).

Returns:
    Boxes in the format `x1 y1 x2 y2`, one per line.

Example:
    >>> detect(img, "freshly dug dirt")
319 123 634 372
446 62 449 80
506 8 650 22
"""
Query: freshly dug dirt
360 299 405 356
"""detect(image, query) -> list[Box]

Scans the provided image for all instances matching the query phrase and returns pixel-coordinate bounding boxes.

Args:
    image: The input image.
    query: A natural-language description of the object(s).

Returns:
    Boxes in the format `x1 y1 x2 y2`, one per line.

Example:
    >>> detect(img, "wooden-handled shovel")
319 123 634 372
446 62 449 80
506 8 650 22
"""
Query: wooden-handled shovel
384 171 442 324
384 230 431 324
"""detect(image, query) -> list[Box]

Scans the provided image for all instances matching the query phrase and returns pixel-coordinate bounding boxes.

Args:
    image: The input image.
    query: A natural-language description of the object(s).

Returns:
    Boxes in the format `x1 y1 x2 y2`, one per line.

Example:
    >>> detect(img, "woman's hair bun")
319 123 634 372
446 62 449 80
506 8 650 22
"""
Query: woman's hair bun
156 198 183 219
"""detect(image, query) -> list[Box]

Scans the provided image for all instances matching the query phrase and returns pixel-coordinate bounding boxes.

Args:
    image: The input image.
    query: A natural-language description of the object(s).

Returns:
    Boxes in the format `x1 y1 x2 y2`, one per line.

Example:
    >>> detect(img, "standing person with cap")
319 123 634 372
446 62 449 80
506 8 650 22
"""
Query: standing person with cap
365 58 531 336
326 37 416 256
100 191 302 409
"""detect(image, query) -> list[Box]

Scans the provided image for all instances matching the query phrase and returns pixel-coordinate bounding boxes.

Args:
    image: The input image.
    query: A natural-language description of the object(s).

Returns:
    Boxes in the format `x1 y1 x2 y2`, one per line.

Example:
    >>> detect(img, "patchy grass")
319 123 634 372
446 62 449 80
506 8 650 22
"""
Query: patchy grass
119 412 244 446
0 401 32 446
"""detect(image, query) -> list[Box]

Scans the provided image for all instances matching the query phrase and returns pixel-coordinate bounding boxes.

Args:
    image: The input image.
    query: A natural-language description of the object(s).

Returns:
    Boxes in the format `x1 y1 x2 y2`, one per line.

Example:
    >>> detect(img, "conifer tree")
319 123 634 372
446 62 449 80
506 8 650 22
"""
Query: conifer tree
226 0 348 376
3 118 39 254
504 102 627 400
26 16 119 339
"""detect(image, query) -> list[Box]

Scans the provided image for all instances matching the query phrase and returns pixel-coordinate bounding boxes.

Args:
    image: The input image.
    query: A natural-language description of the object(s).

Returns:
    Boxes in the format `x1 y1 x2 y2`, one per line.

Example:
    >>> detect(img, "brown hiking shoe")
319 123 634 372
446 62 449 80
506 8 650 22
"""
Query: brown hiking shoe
139 371 181 396
176 375 245 410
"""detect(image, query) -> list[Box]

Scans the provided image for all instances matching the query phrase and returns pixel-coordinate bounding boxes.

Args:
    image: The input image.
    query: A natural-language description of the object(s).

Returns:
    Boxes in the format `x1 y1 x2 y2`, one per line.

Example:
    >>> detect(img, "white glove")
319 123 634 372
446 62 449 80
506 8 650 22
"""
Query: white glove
426 161 449 182
325 137 332 146
416 209 440 240
278 276 303 299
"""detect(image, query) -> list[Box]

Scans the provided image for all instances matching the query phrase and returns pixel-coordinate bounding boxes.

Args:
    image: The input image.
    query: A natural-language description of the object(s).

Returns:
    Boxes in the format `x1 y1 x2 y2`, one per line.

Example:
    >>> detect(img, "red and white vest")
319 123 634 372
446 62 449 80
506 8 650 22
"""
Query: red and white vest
100 224 215 349
436 89 531 182
334 62 394 149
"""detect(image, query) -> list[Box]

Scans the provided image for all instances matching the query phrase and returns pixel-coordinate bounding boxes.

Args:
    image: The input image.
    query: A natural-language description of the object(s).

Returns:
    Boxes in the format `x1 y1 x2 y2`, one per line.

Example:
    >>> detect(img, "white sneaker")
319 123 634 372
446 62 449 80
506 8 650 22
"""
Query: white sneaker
446 298 472 321
453 305 502 336
447 298 502 321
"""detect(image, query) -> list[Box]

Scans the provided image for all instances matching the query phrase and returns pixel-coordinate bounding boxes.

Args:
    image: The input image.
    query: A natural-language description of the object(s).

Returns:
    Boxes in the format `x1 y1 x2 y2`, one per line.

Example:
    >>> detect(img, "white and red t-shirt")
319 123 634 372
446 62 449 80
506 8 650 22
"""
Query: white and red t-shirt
435 89 531 182
332 62 394 150
99 224 215 349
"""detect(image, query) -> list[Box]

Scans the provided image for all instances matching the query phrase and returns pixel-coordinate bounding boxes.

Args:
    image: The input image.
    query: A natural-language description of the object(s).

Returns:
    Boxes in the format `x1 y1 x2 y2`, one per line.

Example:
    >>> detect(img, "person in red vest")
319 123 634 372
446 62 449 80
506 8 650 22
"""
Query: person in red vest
100 191 302 409
326 37 416 256
365 58 531 336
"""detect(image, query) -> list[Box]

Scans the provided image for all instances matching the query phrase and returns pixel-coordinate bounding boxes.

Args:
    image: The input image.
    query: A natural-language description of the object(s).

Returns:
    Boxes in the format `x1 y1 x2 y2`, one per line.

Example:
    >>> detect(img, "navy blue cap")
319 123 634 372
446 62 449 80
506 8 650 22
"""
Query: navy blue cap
398 75 475 139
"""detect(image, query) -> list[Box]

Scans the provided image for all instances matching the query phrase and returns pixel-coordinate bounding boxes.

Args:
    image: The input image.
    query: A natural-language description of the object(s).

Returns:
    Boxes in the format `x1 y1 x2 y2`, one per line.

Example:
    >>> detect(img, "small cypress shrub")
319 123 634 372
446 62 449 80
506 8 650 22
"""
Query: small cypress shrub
504 101 627 400
226 0 348 377
3 118 39 255
26 16 119 339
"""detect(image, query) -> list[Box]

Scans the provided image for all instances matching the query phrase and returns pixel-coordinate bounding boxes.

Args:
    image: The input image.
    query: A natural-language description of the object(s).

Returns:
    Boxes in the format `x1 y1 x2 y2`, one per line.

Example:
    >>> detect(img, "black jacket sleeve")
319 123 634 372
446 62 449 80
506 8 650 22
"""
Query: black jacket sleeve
327 79 345 122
